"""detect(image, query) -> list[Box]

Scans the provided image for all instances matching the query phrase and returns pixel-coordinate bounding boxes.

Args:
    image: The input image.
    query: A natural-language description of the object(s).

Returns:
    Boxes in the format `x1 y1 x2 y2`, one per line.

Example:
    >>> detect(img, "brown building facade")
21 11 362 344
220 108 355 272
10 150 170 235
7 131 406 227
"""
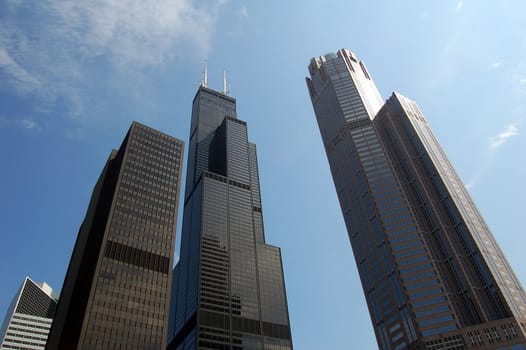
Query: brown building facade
46 122 184 349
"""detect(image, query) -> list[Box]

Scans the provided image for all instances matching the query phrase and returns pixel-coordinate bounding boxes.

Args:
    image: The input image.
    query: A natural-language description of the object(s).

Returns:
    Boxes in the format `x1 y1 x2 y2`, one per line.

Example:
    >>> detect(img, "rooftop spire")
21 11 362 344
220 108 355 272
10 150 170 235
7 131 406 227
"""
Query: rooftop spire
201 60 208 87
223 70 226 94
222 69 230 95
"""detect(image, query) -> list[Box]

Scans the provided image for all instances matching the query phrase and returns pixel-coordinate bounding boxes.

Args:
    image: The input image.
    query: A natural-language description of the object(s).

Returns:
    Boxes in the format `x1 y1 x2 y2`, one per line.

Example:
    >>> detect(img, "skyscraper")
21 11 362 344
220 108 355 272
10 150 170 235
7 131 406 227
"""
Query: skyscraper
167 85 293 350
46 121 184 349
0 277 57 350
306 48 526 350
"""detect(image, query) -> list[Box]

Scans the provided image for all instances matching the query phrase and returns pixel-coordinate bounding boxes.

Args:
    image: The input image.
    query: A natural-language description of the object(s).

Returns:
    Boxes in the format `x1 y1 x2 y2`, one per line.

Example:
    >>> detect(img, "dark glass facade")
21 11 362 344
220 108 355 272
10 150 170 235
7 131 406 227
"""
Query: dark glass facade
46 122 184 350
307 49 526 350
167 86 292 350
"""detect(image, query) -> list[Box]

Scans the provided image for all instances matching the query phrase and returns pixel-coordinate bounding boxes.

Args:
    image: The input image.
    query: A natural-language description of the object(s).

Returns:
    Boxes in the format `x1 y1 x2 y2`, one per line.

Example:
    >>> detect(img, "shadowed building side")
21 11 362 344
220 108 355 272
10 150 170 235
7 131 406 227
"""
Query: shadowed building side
46 121 184 350
167 86 293 350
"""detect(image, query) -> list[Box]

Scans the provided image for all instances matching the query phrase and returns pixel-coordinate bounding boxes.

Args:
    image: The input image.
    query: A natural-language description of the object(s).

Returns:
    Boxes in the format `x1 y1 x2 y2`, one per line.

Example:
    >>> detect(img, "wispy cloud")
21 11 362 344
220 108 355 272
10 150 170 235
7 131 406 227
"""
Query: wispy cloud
465 177 482 190
466 122 521 189
489 123 519 149
0 116 42 131
20 119 39 130
0 48 41 94
464 153 492 191
491 62 502 68
427 35 460 88
456 1 463 12
0 0 226 122
44 1 221 67
512 74 526 95
238 6 248 18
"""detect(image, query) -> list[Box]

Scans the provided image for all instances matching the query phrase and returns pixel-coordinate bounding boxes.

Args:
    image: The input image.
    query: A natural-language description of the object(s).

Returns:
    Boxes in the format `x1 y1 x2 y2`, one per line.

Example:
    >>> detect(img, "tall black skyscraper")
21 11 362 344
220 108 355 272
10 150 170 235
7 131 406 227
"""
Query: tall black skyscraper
46 122 184 349
167 85 293 350
307 49 526 350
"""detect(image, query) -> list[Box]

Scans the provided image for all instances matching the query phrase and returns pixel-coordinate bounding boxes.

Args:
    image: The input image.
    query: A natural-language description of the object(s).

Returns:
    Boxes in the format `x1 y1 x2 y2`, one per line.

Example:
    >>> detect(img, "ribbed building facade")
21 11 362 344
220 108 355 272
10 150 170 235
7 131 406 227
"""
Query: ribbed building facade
306 48 526 350
0 277 57 350
46 121 184 349
167 86 292 350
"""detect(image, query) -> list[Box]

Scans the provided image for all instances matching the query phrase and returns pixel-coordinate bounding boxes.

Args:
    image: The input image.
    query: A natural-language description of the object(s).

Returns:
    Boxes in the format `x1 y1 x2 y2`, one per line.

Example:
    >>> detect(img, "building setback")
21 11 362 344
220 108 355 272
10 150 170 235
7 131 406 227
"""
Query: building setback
0 277 57 350
46 121 184 349
306 48 526 350
167 85 293 349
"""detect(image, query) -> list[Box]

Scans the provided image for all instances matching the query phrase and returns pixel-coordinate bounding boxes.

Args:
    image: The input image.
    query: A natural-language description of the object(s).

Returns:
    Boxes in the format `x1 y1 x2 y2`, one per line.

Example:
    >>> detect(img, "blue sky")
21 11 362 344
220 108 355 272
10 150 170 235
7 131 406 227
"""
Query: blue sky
1 1 525 348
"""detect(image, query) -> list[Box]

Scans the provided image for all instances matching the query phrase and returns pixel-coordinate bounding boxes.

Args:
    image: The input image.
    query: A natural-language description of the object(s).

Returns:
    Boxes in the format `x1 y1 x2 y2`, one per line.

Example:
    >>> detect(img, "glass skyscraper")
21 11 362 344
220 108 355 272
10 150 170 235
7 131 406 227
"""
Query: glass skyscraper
306 48 526 350
46 122 184 349
167 85 292 350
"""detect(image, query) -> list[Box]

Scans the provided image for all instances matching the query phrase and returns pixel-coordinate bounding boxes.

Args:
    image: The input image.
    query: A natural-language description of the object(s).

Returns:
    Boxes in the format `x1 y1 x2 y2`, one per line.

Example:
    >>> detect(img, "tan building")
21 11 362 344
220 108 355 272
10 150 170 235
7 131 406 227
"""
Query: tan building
46 122 184 349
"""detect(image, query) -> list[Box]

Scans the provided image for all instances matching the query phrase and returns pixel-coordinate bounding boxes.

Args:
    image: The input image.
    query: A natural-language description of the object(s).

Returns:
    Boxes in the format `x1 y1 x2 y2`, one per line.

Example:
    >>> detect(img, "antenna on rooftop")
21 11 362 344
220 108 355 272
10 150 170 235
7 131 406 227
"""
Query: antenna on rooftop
223 70 227 94
201 60 208 87
222 70 230 95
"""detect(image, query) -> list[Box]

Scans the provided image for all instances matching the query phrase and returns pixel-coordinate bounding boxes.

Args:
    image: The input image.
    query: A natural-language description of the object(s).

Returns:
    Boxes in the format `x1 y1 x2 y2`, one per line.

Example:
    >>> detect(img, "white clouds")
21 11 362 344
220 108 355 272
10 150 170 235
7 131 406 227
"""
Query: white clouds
238 6 248 18
491 62 502 68
427 35 460 89
465 179 477 190
0 0 226 122
20 119 39 130
44 0 221 67
0 116 41 131
456 1 463 12
0 48 40 94
512 73 526 94
467 122 521 190
489 123 519 149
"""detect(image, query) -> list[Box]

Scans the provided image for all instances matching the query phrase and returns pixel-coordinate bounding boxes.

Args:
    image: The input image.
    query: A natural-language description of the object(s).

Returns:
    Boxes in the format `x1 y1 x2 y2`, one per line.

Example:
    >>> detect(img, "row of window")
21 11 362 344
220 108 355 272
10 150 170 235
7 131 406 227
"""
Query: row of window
104 240 170 274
